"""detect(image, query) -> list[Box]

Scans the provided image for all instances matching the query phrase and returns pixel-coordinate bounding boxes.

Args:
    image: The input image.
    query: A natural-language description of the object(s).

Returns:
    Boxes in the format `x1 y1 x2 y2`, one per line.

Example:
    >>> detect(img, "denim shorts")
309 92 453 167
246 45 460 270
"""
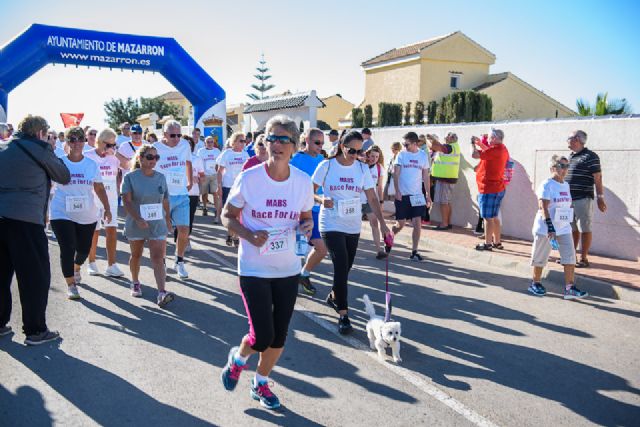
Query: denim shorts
169 194 190 227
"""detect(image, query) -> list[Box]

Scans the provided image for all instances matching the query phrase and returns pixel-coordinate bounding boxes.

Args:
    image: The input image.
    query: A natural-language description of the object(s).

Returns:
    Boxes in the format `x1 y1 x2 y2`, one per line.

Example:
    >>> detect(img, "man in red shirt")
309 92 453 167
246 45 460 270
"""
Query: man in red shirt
472 129 509 251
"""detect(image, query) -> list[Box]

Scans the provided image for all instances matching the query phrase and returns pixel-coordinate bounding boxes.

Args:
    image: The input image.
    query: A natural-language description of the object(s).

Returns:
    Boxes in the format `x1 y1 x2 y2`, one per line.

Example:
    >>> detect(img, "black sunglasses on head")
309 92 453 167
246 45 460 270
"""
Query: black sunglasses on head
144 154 160 161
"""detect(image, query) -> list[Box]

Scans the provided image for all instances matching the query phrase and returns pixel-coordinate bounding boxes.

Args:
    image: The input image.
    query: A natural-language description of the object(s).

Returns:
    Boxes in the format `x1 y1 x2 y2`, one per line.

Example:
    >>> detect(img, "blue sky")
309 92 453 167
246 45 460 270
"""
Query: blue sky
1 0 638 128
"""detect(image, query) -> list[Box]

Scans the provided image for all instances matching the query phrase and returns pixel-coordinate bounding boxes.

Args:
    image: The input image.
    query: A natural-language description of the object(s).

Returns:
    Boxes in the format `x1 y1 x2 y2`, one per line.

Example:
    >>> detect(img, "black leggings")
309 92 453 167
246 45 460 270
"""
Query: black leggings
174 195 199 241
50 220 97 278
322 231 360 311
239 275 299 352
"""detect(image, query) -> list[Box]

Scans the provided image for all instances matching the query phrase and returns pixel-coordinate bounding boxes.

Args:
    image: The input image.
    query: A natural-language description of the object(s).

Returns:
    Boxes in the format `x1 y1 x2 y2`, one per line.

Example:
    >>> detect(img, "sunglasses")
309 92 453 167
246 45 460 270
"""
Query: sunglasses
567 136 577 142
555 163 569 169
345 147 364 155
67 137 83 143
265 134 294 144
105 143 117 149
238 139 247 143
144 154 160 161
257 142 265 147
132 131 142 135
89 132 97 136
168 133 182 138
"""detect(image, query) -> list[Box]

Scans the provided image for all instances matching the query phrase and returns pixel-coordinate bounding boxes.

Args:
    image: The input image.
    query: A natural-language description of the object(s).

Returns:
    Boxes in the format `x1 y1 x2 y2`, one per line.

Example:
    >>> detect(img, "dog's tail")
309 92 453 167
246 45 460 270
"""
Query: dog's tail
362 294 377 319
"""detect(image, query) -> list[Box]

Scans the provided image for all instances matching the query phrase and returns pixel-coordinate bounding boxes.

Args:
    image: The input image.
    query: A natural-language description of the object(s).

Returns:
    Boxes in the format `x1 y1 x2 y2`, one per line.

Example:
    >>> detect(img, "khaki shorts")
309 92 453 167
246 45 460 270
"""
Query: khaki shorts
201 175 218 195
434 181 454 204
571 198 593 233
530 233 576 267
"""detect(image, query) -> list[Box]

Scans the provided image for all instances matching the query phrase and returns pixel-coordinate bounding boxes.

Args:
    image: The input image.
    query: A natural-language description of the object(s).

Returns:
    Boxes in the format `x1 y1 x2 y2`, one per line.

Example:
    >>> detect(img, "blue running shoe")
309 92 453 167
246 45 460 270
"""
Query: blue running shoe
564 286 588 300
528 282 546 296
250 379 281 410
220 346 247 391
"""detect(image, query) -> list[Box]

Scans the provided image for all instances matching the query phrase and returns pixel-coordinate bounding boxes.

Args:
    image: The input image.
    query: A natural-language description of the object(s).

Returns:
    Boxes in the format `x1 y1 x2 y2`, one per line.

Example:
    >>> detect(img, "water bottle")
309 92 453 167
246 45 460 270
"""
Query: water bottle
295 225 308 257
550 238 559 250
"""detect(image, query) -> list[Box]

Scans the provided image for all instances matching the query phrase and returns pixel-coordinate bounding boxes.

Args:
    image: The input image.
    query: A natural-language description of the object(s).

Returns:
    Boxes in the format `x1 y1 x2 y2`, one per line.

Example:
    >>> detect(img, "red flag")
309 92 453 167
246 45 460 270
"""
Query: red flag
60 113 84 128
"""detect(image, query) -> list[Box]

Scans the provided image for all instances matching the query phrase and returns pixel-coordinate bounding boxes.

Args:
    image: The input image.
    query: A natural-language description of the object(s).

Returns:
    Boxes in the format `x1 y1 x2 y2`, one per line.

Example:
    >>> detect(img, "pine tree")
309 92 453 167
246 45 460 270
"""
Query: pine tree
247 54 275 101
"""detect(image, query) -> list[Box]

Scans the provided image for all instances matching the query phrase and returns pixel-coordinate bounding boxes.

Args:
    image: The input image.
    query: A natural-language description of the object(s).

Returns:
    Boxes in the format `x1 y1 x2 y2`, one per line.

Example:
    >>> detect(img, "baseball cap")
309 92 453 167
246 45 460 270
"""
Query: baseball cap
328 129 339 136
131 124 143 133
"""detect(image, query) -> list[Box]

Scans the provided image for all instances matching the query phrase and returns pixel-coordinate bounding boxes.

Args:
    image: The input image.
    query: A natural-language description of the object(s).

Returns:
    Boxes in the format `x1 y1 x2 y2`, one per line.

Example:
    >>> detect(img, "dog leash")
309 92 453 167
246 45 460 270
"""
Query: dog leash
383 232 394 322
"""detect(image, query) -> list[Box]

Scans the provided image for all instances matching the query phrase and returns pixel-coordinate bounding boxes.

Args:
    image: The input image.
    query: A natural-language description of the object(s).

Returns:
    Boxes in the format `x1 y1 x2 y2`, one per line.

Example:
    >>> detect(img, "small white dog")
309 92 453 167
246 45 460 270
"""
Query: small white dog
362 294 402 363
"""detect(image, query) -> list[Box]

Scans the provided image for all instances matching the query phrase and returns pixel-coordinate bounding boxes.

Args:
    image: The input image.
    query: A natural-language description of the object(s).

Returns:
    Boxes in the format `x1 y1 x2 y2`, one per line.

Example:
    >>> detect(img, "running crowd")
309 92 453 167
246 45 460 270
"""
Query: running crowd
0 114 605 410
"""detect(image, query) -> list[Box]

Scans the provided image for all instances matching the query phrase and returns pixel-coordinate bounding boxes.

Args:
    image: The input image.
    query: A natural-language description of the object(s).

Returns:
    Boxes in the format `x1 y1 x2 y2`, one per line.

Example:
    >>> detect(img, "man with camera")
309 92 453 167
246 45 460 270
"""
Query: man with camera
0 115 70 345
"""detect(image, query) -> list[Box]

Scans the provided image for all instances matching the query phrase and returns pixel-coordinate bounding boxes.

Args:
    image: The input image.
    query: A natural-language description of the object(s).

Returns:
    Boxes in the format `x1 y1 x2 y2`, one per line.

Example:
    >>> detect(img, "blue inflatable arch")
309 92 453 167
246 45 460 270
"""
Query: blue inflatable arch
0 24 226 139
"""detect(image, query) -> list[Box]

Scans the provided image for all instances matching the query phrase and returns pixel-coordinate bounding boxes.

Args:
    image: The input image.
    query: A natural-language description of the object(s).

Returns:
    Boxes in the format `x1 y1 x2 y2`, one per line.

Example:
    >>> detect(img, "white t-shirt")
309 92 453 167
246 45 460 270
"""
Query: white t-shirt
228 164 314 278
193 140 205 154
84 149 120 203
394 150 430 196
153 140 192 196
198 147 221 176
532 178 573 236
361 163 384 203
50 156 103 224
217 149 249 188
116 134 130 148
116 141 143 172
54 146 66 158
55 140 64 150
189 155 205 196
312 158 375 234
83 143 95 153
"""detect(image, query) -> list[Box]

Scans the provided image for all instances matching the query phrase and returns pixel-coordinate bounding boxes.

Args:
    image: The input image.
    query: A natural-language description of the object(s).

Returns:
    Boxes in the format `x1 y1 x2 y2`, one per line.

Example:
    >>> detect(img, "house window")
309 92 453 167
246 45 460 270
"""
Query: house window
450 75 459 89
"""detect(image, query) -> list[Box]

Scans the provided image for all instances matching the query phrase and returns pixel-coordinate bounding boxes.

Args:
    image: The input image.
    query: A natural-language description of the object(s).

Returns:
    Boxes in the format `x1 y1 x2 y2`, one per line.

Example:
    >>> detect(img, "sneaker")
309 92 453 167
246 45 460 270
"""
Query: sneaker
87 262 100 276
225 235 233 247
0 326 13 336
220 346 248 391
233 238 240 248
202 208 208 216
24 329 60 346
105 264 125 277
409 252 423 262
564 286 588 300
338 315 353 335
74 270 82 284
131 282 143 297
299 275 317 295
174 261 189 279
67 284 81 300
250 379 281 410
157 291 175 307
325 294 339 313
527 282 546 296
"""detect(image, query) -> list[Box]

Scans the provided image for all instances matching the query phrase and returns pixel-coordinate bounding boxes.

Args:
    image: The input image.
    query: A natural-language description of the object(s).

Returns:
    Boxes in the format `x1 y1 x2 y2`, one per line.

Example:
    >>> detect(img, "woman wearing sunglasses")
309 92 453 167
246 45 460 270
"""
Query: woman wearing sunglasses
121 145 175 306
50 127 112 300
220 115 313 410
528 154 588 300
85 128 124 278
242 134 268 171
311 130 391 334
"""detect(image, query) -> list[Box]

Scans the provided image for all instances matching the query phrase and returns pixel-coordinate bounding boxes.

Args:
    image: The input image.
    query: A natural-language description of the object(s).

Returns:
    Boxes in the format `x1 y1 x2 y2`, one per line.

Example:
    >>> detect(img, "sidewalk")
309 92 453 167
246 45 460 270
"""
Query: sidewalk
414 224 640 304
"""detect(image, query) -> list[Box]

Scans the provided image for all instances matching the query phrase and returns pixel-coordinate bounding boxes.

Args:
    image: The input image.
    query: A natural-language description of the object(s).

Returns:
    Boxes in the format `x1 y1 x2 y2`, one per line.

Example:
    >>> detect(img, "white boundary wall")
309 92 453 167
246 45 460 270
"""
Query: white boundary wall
366 115 640 261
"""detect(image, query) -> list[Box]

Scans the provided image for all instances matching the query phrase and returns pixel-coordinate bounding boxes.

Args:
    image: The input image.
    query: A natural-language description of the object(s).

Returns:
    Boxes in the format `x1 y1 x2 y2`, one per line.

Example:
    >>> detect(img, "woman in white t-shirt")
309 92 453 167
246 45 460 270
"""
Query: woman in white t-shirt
362 145 387 259
217 132 249 246
84 128 124 278
50 127 112 300
220 115 313 411
311 130 391 335
528 154 587 300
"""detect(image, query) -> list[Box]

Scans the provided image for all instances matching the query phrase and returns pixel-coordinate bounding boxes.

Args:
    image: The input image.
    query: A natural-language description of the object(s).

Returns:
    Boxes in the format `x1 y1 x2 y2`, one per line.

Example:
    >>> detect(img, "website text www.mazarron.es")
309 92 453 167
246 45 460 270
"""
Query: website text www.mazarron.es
59 51 151 66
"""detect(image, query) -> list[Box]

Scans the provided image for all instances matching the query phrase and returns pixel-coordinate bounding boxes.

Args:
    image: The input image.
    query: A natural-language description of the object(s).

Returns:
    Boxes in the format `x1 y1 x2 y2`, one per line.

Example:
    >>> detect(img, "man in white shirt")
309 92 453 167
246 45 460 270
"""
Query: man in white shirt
116 124 144 172
192 128 205 153
116 122 132 147
392 131 432 261
154 120 193 278
197 136 222 222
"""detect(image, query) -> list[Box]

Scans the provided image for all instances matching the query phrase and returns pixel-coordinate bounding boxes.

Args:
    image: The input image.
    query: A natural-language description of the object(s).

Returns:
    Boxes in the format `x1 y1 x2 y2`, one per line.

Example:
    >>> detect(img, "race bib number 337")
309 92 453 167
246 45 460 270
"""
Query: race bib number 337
261 228 292 255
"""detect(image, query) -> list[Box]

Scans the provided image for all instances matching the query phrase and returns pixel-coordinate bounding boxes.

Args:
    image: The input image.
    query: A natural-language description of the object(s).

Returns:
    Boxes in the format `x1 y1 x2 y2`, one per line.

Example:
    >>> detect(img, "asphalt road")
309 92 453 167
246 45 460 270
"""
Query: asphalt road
1 212 639 426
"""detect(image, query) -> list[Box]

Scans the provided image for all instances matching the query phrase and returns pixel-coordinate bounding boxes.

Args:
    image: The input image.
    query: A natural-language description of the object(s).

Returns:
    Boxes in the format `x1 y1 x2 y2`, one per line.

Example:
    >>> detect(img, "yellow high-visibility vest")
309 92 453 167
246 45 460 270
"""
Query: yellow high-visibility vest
431 142 460 179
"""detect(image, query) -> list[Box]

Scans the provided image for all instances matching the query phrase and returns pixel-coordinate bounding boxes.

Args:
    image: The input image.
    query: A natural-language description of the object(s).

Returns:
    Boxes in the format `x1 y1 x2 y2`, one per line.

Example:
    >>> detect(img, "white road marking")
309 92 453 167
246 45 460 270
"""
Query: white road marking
194 240 500 427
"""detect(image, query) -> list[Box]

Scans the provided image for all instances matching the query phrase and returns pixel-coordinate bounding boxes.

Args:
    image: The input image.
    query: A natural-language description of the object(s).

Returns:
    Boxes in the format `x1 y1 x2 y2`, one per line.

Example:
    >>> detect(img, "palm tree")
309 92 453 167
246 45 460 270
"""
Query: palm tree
576 93 632 116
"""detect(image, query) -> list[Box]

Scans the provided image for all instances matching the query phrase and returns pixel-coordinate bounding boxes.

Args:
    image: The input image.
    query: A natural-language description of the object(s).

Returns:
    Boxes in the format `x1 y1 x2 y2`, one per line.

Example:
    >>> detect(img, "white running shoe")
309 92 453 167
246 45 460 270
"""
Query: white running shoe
67 285 81 300
174 261 189 279
87 262 100 276
105 264 125 277
130 282 143 297
74 270 82 284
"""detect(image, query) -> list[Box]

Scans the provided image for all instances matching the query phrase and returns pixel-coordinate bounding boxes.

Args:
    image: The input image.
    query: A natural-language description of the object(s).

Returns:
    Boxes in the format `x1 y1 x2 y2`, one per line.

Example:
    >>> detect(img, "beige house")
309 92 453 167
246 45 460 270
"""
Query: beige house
157 91 192 121
358 31 574 123
317 95 354 129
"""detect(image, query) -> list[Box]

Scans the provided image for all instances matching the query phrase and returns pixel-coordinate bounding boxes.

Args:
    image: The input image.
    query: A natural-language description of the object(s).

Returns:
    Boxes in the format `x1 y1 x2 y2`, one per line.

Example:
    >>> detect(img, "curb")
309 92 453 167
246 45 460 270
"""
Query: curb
423 236 640 305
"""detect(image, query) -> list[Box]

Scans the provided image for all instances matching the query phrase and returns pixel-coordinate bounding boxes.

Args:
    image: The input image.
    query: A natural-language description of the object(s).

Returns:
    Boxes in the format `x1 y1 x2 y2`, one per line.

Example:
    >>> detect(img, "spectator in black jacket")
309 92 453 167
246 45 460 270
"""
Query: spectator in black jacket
0 115 70 345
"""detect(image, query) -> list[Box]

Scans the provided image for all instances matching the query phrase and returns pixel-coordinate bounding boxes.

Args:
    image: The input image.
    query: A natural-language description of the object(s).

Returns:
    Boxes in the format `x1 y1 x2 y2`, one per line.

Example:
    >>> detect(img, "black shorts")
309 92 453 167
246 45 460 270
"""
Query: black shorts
394 195 426 220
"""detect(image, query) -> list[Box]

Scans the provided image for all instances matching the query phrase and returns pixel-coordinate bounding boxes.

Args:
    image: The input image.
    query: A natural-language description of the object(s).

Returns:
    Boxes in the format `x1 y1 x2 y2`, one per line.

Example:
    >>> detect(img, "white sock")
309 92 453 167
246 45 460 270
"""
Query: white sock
234 351 248 365
254 373 268 385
